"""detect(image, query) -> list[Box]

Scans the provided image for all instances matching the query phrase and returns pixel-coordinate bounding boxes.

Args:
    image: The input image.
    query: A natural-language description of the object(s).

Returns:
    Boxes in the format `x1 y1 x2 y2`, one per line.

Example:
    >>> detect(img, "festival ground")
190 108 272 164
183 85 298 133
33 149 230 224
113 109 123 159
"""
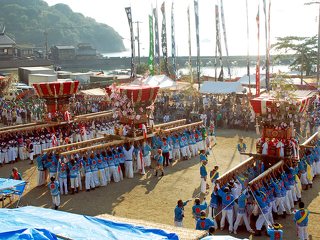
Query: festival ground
1 128 319 240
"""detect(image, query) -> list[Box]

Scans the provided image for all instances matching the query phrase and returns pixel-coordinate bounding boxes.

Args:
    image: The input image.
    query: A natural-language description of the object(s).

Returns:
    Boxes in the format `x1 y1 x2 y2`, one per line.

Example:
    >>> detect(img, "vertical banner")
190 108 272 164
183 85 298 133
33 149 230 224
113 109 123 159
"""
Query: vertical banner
256 5 261 97
187 6 193 83
263 0 269 90
215 5 224 81
153 7 160 74
171 2 177 79
246 0 251 93
268 0 271 83
220 0 231 78
194 0 201 88
125 7 136 78
161 2 169 75
148 15 154 75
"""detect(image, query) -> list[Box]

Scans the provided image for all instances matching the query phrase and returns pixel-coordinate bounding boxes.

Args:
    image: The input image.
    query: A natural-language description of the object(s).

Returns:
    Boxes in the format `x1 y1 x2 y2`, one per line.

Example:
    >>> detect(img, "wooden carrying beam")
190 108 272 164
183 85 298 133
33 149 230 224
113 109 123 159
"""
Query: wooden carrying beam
74 110 112 119
43 136 107 153
0 123 50 134
60 133 156 156
240 152 295 162
217 157 255 186
249 160 284 185
60 140 124 156
0 122 41 131
75 111 113 121
162 121 203 134
300 131 319 148
154 119 186 129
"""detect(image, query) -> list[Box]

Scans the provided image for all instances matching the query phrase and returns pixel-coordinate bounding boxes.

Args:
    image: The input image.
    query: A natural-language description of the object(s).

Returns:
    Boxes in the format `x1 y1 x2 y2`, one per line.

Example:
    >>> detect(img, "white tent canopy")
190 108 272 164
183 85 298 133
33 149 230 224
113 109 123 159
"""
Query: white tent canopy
144 75 176 88
200 81 243 94
237 74 266 87
130 75 176 89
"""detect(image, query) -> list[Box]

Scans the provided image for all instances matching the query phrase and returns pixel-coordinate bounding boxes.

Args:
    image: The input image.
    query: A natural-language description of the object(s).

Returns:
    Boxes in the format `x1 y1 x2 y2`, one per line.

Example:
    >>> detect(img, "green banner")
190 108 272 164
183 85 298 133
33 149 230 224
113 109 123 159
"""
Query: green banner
148 15 154 75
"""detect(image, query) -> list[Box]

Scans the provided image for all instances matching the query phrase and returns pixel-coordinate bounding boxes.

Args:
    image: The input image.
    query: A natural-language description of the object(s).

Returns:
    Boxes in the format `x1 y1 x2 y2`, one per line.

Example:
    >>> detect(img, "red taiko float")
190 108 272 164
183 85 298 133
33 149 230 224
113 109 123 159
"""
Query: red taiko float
33 81 79 114
250 94 311 115
107 85 159 107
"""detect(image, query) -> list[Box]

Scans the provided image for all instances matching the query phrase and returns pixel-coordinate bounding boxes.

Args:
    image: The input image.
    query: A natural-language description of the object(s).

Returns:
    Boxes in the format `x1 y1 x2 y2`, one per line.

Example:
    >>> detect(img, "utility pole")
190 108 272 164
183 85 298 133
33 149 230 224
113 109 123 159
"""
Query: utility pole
134 21 142 65
44 30 48 60
305 1 320 88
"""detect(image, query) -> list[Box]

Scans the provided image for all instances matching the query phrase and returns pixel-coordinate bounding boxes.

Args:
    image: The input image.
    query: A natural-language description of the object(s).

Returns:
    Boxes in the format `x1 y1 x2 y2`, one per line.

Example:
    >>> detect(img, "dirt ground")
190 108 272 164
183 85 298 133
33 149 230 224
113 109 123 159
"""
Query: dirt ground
0 128 319 240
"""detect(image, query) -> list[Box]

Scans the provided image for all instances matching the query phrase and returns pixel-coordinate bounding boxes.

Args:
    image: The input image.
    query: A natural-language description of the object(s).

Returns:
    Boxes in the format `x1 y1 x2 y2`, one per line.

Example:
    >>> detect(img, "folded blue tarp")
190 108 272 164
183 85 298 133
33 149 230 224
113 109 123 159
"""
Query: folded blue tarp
0 178 26 191
0 206 179 240
0 228 59 240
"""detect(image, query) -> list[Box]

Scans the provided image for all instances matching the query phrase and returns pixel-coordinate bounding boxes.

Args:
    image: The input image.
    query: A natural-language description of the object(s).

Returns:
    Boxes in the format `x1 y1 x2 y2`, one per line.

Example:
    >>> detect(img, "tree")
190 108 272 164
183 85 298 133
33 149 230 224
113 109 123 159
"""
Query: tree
136 63 148 75
272 36 317 79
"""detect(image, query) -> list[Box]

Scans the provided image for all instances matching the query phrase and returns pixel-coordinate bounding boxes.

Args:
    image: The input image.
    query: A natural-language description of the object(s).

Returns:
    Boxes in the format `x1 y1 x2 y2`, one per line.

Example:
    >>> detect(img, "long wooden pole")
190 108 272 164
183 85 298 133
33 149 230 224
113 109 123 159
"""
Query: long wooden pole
162 121 203 133
249 160 283 185
154 119 186 129
217 157 255 186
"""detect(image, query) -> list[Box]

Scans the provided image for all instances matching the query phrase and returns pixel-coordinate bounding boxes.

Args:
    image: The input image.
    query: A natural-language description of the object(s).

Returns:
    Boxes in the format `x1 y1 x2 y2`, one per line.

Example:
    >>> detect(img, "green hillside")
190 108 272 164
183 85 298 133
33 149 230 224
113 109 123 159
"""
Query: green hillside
0 0 125 52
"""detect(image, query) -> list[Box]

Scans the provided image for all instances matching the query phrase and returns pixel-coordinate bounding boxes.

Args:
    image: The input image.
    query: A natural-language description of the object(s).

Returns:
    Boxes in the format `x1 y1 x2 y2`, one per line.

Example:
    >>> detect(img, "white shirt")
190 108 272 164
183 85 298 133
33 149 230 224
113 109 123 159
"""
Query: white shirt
276 141 284 157
123 146 134 160
262 142 268 155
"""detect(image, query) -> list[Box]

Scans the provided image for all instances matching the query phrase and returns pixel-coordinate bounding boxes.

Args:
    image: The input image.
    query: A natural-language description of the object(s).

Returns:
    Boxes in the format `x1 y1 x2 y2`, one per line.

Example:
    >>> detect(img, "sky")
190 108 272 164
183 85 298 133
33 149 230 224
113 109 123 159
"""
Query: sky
44 0 319 57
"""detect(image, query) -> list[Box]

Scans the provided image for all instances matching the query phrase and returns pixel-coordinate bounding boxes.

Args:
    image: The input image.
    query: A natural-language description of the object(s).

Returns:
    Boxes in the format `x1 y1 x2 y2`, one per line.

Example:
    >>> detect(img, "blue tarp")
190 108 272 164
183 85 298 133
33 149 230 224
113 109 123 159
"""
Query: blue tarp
0 178 25 191
0 206 179 240
0 228 59 240
201 236 248 240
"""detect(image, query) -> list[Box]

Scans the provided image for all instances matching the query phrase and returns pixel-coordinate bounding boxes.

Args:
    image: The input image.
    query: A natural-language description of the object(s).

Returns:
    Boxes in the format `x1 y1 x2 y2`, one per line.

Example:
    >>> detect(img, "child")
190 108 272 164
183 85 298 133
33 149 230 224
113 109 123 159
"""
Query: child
48 176 60 210
154 149 164 177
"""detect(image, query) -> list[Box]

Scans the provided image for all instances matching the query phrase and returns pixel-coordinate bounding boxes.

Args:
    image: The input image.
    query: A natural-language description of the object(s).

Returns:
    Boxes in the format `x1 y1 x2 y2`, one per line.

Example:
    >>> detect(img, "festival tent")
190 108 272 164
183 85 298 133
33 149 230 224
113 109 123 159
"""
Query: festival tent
0 206 179 240
237 74 266 88
200 81 243 94
142 75 176 89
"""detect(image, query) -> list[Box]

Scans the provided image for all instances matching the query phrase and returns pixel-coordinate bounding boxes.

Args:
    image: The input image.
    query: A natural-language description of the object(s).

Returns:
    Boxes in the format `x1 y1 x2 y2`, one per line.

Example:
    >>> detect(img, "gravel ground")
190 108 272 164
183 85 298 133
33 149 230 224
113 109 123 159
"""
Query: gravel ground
0 128 319 240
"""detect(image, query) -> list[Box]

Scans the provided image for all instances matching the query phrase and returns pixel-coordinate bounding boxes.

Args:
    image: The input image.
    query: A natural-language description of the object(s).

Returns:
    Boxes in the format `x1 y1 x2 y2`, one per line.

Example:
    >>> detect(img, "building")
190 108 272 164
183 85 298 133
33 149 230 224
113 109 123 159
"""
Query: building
16 44 35 59
0 30 16 61
76 43 97 60
51 45 76 61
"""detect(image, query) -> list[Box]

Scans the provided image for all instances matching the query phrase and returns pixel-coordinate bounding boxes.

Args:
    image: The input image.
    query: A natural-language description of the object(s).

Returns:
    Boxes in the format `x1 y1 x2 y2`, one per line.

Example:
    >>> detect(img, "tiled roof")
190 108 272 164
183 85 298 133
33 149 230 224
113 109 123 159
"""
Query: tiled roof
0 33 15 45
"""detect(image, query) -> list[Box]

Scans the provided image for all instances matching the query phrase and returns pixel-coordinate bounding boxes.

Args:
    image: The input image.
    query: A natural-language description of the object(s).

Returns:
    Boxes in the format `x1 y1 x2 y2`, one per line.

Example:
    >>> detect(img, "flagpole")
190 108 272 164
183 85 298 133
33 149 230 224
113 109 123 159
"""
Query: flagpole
263 0 269 91
246 0 251 94
220 0 231 79
154 0 161 74
256 4 261 97
194 0 201 90
187 6 193 84
171 1 177 80
161 1 169 76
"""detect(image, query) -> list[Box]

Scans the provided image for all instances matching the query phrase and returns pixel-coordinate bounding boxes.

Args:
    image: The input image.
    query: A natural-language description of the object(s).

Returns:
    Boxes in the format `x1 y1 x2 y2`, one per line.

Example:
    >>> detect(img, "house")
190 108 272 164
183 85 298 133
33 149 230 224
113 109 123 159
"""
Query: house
0 30 16 61
16 44 35 58
76 43 97 60
51 45 76 61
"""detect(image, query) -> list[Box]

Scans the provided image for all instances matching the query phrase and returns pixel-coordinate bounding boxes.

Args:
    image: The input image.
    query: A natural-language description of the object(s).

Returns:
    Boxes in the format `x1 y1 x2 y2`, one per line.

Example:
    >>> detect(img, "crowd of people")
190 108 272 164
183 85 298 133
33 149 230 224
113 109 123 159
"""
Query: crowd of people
35 123 216 210
155 93 256 130
0 97 111 126
0 119 116 166
174 136 319 239
0 98 45 125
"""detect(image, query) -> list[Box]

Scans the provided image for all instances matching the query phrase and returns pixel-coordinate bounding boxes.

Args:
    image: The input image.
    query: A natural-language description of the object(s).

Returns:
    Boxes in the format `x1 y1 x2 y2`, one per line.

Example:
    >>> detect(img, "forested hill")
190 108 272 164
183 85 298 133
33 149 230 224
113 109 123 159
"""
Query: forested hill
0 0 125 52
